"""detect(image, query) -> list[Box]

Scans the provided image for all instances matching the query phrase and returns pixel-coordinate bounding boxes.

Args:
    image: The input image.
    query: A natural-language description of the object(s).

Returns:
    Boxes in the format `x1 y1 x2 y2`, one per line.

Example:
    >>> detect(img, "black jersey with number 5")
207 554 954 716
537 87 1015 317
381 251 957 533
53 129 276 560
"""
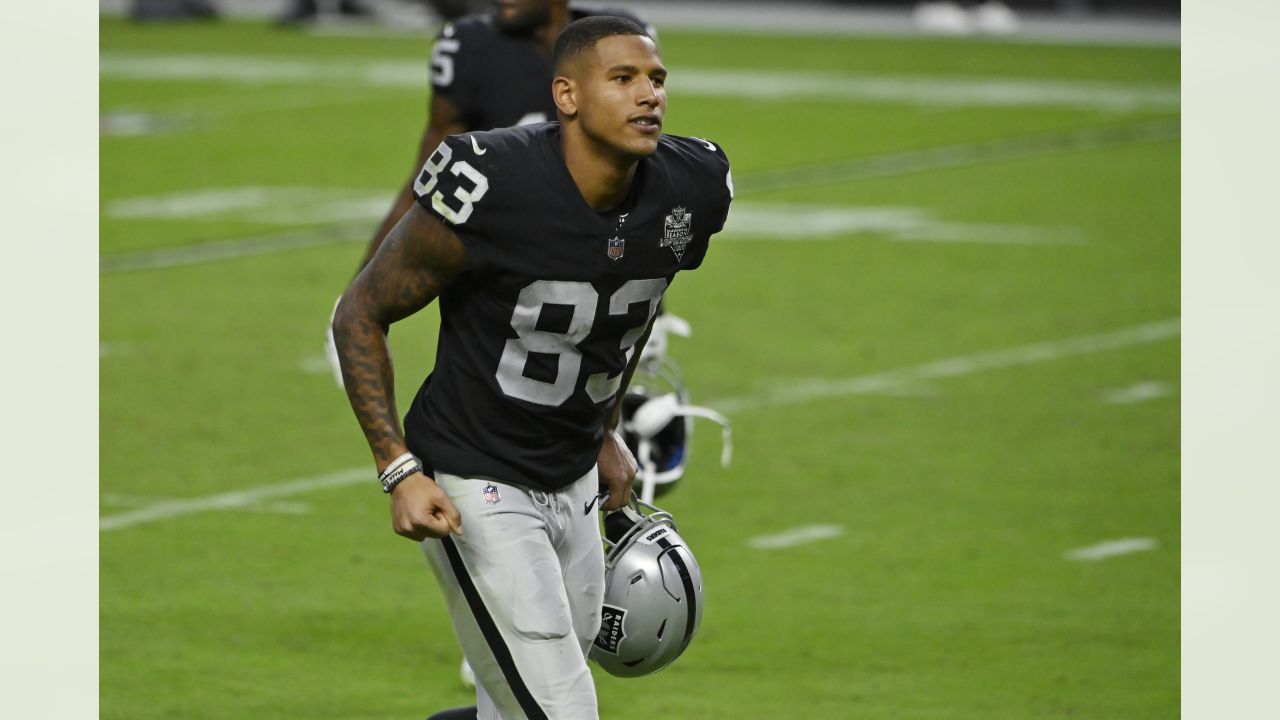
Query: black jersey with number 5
403 123 732 491
429 7 650 131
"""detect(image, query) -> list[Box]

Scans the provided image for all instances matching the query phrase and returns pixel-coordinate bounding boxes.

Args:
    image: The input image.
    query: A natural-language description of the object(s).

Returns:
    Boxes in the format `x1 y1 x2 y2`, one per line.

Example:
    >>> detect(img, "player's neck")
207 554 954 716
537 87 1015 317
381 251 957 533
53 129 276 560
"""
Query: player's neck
561 134 639 212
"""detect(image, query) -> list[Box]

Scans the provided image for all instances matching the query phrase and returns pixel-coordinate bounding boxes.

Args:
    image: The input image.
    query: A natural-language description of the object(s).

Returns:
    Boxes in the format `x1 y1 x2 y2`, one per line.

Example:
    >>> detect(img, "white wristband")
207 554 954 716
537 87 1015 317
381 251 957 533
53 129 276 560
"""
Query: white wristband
378 452 420 493
380 460 423 494
378 452 417 482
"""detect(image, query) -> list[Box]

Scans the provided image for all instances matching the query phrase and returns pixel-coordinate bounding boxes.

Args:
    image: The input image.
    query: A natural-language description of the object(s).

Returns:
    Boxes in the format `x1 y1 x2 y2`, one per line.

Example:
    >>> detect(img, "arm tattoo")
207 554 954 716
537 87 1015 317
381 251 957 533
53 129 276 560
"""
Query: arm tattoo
332 205 468 470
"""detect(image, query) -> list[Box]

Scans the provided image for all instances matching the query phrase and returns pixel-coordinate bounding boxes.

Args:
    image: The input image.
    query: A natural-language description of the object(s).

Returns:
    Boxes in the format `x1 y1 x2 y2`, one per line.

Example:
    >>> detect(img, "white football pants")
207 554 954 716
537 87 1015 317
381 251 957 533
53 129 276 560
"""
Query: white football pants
422 468 606 720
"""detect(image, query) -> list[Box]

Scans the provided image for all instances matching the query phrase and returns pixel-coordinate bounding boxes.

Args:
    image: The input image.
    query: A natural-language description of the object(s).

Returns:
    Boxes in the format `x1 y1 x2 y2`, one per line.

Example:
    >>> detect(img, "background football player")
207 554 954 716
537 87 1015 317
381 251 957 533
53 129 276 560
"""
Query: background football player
358 0 653 273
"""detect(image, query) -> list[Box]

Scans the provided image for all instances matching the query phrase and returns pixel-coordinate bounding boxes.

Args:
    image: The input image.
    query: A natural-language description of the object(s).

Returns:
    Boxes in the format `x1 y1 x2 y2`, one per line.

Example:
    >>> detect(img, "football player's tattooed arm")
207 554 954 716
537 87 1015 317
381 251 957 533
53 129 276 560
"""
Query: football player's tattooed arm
325 98 466 392
356 94 468 275
597 318 656 511
333 204 467 539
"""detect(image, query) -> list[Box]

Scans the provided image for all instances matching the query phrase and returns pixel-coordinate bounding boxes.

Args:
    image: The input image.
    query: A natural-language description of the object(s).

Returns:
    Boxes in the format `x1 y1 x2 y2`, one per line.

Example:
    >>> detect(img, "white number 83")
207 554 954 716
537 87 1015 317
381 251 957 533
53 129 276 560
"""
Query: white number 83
414 142 489 225
497 279 667 407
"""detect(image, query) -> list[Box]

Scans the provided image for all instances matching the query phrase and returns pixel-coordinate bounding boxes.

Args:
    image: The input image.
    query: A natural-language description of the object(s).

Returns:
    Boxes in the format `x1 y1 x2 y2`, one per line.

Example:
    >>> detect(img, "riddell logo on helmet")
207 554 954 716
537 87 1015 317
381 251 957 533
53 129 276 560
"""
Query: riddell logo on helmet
594 604 627 654
637 526 669 545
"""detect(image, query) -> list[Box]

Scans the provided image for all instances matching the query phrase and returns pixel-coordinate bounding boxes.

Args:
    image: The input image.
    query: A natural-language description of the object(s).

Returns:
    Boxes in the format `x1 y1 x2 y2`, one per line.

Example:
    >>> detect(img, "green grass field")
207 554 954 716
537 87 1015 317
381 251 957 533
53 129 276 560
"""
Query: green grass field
100 16 1179 719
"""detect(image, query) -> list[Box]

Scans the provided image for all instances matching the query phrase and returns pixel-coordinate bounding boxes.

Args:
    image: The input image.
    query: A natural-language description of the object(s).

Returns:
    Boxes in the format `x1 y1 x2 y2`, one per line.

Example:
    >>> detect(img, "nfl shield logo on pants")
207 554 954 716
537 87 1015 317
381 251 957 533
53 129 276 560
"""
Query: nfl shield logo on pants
607 236 625 261
482 484 501 504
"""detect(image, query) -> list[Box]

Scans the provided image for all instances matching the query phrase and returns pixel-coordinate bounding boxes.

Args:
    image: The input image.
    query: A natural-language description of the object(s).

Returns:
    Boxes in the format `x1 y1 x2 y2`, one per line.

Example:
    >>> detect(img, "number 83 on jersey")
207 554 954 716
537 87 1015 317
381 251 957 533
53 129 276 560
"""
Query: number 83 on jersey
414 142 489 225
415 141 668 410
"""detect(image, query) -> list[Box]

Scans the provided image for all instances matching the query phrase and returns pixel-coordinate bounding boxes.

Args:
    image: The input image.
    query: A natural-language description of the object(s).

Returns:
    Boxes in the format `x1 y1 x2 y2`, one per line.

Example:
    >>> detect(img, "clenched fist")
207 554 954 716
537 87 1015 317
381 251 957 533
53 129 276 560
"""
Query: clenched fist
390 472 463 540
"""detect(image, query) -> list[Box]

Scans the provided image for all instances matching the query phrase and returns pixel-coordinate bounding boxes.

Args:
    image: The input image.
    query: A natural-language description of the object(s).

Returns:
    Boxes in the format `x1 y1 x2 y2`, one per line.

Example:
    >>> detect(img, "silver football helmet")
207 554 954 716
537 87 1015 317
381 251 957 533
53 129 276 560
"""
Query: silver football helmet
589 497 703 678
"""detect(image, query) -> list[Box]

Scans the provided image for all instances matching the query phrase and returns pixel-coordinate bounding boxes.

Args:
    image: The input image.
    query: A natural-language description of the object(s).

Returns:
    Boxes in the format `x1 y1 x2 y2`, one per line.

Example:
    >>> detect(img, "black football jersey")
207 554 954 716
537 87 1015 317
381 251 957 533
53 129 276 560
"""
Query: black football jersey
403 123 732 491
429 7 649 131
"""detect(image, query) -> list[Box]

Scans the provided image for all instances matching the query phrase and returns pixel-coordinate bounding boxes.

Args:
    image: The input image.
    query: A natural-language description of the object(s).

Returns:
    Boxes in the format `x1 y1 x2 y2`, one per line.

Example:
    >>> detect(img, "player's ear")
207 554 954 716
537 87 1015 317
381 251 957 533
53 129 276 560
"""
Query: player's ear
552 75 578 118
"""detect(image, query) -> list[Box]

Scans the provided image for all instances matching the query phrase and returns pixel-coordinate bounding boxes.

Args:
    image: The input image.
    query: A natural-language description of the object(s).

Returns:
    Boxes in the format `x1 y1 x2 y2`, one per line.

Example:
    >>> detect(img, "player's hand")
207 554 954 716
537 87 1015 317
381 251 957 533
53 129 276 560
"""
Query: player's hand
597 429 638 512
389 472 463 541
324 296 346 389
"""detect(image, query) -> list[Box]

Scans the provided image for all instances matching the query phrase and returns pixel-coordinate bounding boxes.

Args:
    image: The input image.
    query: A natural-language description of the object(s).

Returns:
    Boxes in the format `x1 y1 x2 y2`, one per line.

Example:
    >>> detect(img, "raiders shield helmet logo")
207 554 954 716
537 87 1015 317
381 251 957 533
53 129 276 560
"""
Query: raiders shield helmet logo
593 604 627 654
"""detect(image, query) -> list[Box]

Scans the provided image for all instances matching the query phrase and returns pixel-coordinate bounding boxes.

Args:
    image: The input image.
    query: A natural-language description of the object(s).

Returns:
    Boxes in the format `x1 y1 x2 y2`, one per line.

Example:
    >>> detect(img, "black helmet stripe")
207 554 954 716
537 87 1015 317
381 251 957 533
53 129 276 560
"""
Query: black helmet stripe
656 538 698 657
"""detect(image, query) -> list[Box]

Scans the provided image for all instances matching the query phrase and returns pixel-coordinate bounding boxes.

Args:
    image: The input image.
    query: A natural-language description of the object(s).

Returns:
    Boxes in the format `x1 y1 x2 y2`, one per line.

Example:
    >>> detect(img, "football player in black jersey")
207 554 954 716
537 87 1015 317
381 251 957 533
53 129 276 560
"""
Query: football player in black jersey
317 0 664 699
332 16 731 720
318 0 656 695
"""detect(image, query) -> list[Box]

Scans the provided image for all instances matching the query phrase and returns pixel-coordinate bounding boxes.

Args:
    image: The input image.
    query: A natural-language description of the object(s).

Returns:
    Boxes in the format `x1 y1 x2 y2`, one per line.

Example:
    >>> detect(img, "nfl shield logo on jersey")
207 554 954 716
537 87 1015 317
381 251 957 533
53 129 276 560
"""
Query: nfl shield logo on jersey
661 206 693 261
482 483 501 504
607 236 625 261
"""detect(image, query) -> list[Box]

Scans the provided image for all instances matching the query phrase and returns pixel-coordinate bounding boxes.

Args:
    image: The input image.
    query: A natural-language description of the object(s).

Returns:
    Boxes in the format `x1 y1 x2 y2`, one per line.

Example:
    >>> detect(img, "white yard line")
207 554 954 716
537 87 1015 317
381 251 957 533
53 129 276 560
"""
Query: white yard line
1101 380 1174 405
102 89 390 133
109 187 280 218
243 501 314 515
106 187 388 224
747 524 845 549
99 341 131 358
721 204 1084 245
710 319 1180 414
678 68 1179 112
738 120 1179 195
99 467 367 532
100 111 183 137
99 53 1179 112
102 493 310 515
1064 537 1159 561
100 222 367 273
299 355 336 376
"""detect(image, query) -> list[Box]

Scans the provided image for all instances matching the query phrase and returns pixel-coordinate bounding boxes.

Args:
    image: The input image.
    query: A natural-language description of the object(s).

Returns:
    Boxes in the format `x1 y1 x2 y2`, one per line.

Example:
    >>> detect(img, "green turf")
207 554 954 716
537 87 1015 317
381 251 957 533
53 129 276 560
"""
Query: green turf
100 17 1179 719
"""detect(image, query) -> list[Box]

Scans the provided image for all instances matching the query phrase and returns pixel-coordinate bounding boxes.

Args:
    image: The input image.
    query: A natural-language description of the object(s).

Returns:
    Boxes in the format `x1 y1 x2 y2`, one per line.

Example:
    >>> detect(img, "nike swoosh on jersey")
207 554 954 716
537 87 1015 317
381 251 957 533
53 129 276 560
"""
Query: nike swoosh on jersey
469 135 487 155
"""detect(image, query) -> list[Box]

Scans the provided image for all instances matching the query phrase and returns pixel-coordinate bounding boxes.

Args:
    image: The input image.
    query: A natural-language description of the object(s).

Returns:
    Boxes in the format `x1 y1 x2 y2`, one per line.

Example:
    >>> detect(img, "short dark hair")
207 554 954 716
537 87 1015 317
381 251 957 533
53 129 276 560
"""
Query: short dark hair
552 15 650 73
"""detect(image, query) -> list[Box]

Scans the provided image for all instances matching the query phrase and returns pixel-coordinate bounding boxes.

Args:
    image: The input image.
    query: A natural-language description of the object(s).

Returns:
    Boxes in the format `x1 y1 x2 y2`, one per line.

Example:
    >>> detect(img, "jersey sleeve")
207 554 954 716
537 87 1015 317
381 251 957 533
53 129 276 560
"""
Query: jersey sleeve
411 133 506 272
682 138 733 270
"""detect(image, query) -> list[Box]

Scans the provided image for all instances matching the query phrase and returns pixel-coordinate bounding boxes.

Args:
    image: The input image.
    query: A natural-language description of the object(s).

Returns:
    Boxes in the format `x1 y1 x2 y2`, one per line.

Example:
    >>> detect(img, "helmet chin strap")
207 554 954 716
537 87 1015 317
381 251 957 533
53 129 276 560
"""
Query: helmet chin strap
627 393 732 503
